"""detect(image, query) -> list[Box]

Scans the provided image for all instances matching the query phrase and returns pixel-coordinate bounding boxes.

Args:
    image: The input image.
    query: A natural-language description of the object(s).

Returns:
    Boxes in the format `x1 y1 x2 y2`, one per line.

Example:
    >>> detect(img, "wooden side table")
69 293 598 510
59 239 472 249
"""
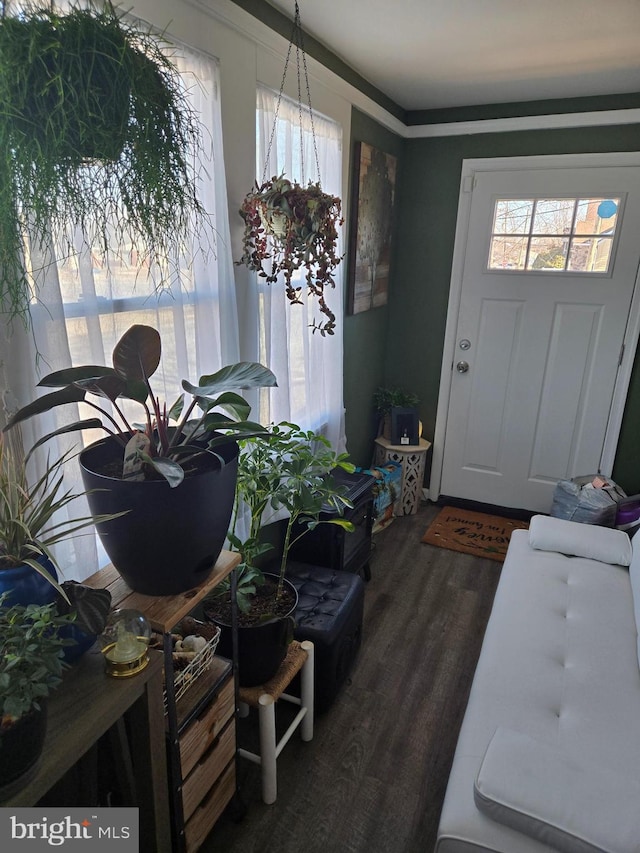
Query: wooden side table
3 647 171 853
374 437 432 516
84 550 241 853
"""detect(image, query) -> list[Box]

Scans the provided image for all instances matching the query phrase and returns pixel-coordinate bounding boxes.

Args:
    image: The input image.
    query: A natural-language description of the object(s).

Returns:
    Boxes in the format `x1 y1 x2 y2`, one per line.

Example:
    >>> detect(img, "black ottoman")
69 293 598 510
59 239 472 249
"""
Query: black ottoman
285 561 365 713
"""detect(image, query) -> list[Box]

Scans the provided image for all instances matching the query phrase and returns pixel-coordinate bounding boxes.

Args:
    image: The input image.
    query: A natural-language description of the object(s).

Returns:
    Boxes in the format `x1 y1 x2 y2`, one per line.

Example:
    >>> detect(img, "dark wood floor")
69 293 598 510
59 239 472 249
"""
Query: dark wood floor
201 503 503 853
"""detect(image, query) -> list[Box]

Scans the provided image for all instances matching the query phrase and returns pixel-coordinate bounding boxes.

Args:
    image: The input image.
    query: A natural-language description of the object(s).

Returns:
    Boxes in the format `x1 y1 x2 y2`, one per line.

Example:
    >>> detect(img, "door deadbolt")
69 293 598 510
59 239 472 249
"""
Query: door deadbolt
456 360 469 373
459 339 471 350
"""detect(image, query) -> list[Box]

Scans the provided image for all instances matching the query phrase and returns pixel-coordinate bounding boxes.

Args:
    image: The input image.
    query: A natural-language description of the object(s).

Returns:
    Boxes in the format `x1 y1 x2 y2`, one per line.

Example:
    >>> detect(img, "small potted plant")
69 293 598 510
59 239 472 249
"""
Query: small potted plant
205 422 354 686
0 594 75 792
0 432 119 606
0 1 204 326
373 386 419 439
0 433 116 658
237 175 343 336
5 324 277 595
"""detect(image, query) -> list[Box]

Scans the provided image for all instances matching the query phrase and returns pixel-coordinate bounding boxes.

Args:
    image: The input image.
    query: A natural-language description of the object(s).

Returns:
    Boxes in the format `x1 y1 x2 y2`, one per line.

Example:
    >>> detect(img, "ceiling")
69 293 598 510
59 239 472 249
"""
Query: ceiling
266 0 640 113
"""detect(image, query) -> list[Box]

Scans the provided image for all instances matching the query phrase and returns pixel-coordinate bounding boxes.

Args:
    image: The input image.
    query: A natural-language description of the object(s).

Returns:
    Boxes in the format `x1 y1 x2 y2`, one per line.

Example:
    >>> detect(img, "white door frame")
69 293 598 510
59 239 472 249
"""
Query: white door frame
430 151 640 504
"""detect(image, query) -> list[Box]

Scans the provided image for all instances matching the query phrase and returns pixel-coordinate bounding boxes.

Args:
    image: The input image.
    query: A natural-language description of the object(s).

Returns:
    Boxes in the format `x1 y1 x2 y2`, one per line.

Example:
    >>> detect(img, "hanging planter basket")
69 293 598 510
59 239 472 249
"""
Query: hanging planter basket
238 175 343 335
0 1 204 327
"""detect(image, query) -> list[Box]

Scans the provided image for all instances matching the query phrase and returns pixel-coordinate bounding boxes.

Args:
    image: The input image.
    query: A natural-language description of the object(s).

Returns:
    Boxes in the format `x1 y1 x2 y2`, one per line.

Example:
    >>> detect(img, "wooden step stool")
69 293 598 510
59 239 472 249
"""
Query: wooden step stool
237 640 314 804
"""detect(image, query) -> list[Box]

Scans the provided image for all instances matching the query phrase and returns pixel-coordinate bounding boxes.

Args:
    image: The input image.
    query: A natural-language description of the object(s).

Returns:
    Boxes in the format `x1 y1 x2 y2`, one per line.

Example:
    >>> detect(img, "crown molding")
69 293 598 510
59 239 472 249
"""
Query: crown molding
405 108 640 138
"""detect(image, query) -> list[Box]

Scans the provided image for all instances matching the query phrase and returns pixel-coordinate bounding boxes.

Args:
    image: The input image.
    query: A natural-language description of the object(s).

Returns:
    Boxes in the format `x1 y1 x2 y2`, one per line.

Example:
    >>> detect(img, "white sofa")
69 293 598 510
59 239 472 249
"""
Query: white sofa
435 514 640 853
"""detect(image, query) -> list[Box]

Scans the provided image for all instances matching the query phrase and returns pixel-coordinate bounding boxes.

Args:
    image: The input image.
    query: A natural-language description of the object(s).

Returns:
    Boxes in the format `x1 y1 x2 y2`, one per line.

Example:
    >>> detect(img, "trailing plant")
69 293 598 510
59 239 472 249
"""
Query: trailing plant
0 432 122 599
0 593 74 724
4 324 277 487
0 0 205 326
208 422 355 614
237 175 343 336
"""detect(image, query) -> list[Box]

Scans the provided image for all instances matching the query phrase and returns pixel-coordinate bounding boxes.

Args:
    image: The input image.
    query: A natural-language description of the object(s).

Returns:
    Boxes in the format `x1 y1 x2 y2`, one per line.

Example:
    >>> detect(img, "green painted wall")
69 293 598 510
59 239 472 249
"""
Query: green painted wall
343 109 405 467
387 122 640 493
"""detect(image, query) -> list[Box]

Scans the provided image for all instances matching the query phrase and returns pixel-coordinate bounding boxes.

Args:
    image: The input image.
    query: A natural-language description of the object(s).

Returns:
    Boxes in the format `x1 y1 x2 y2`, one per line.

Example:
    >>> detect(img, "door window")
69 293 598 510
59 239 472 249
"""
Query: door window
488 197 621 274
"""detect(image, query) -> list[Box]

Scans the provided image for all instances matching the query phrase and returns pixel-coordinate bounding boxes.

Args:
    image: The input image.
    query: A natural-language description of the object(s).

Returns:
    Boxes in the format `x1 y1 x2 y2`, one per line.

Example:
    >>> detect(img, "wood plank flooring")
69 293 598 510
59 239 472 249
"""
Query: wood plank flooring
200 503 503 853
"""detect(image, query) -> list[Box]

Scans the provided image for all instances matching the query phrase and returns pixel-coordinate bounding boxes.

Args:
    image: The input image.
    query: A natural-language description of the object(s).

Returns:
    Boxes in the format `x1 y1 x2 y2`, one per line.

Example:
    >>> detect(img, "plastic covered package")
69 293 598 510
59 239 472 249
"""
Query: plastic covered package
550 475 627 527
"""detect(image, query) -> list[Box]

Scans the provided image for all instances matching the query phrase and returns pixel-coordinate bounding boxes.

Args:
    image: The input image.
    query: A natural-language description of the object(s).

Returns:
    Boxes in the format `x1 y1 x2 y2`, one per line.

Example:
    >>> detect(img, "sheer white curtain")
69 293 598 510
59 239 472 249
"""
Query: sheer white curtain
256 85 346 451
0 47 239 581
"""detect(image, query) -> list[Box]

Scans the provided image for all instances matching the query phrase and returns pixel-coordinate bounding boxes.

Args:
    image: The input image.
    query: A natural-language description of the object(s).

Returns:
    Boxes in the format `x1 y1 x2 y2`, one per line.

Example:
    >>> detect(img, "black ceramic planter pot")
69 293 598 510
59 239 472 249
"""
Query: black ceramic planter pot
0 703 48 795
209 574 298 687
80 436 239 596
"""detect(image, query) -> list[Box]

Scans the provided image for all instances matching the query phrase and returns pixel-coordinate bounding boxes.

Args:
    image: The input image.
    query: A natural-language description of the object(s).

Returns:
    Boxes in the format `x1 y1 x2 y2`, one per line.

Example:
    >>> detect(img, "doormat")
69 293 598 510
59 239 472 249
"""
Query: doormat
421 506 529 562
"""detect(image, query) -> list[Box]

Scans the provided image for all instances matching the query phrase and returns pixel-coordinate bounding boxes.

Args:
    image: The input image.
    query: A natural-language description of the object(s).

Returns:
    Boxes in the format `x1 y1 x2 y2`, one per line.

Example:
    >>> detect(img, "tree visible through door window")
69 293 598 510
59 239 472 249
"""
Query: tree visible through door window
488 197 621 274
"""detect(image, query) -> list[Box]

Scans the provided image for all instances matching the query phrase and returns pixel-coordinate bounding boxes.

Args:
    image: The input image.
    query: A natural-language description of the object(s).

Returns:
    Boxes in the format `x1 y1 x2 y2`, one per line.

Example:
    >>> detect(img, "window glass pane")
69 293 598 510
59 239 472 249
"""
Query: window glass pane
568 236 614 272
493 200 533 235
489 236 528 270
531 199 575 236
575 198 619 235
527 237 569 270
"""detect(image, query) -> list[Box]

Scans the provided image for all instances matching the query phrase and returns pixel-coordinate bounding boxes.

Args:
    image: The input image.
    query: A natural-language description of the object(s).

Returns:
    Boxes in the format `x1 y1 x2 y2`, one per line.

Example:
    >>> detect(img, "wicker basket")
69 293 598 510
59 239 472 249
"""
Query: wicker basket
163 623 221 712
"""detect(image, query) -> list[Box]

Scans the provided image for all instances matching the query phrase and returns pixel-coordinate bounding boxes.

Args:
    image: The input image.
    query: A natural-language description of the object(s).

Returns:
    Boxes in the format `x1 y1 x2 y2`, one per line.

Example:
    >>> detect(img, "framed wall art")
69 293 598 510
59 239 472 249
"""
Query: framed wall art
347 141 398 315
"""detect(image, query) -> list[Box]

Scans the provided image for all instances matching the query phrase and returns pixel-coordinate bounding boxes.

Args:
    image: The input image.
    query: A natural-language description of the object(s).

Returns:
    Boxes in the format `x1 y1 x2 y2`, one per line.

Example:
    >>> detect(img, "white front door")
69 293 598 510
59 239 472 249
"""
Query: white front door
436 155 640 512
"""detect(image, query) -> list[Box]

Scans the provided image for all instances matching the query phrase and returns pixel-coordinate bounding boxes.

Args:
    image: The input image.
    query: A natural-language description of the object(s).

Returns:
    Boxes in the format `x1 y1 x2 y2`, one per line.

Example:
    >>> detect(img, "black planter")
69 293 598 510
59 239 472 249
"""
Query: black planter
209 575 298 687
80 436 239 595
0 703 48 795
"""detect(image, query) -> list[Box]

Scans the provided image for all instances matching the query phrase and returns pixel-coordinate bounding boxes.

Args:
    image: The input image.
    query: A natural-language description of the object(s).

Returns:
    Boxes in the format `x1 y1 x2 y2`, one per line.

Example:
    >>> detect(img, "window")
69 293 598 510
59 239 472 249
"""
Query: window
10 45 238 581
255 85 345 450
488 197 621 274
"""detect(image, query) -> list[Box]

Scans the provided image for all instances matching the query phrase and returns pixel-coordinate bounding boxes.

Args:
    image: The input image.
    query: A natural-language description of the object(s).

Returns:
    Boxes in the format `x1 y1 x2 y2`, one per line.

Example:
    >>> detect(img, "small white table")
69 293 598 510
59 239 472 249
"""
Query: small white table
374 437 432 516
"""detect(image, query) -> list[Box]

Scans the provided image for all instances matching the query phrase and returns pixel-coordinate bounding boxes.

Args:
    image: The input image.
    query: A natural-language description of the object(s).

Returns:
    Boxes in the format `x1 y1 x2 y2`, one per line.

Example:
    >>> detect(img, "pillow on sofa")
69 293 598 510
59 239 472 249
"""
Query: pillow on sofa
474 727 640 853
529 514 632 566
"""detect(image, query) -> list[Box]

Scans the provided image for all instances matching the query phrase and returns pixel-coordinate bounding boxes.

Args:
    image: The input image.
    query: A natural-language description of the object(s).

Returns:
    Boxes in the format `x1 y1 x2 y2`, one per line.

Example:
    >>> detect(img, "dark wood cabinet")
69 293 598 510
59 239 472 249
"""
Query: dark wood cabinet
289 468 375 579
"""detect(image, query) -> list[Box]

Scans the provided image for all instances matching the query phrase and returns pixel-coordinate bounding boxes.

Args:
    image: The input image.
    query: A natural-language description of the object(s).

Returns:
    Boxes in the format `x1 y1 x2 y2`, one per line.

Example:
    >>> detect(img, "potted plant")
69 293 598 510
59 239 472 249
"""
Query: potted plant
0 594 75 793
4 324 277 595
373 386 419 439
0 433 116 658
204 421 354 686
237 175 343 336
0 1 204 326
0 432 119 604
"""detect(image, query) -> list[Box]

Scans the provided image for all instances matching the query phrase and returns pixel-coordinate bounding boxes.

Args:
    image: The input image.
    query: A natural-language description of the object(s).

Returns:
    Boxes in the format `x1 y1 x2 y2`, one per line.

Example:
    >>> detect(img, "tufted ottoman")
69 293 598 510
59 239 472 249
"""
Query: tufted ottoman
285 561 365 713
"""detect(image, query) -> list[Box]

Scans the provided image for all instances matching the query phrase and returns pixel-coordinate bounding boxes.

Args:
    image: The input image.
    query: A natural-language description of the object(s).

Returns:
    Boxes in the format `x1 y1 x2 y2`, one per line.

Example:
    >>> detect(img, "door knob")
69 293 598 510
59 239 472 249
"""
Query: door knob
456 360 469 373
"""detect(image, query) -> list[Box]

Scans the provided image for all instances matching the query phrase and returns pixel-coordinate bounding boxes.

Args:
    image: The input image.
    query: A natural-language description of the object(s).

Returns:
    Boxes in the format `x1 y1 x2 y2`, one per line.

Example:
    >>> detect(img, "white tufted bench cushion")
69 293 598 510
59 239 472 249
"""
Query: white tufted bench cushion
436 524 640 853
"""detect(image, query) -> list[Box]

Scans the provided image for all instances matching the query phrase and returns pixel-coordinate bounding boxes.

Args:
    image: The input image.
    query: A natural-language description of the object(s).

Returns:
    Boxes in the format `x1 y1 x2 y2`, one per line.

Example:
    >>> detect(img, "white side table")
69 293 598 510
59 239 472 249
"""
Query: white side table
374 437 431 516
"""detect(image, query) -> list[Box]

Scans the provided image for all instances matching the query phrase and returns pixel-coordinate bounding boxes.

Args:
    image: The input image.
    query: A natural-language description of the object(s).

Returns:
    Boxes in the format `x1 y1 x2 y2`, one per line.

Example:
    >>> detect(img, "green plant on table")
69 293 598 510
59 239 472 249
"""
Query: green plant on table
373 386 419 415
0 593 75 725
0 431 123 600
4 324 276 488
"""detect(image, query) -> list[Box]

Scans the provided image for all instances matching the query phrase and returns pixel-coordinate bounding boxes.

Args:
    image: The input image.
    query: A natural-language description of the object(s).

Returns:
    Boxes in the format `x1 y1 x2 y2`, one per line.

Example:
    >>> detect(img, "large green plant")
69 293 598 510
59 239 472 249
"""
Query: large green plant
0 432 122 598
0 1 204 326
222 422 355 611
4 324 277 487
0 593 74 723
